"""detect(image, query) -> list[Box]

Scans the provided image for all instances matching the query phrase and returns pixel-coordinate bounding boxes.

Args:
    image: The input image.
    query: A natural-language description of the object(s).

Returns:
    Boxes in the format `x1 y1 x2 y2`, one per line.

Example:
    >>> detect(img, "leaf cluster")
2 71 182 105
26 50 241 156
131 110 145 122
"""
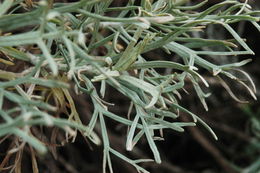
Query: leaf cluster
0 0 259 172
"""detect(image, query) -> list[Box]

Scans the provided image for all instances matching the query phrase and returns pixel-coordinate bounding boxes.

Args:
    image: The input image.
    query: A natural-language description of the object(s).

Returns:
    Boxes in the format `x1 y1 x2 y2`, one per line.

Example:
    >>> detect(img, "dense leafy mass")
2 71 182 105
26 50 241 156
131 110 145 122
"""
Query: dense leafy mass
0 0 259 172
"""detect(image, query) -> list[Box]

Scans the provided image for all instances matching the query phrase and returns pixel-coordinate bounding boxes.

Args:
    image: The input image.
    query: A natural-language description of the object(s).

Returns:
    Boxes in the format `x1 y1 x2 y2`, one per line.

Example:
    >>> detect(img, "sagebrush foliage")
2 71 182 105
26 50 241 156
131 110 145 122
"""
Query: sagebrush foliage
0 0 259 172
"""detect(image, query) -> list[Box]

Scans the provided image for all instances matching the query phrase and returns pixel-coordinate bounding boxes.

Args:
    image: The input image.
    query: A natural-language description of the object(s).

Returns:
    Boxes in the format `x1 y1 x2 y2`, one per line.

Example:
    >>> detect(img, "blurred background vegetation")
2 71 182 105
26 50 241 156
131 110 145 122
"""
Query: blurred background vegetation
0 0 259 173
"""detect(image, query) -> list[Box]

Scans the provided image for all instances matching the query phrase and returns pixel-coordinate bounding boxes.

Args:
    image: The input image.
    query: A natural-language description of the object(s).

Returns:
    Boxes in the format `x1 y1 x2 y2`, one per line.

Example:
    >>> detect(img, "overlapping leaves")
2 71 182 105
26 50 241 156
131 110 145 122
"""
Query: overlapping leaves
0 0 259 172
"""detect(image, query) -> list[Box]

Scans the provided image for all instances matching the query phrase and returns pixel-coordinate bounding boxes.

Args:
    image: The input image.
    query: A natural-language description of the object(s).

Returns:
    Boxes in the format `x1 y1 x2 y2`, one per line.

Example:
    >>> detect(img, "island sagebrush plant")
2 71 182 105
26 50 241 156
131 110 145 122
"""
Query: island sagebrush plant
0 0 259 172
